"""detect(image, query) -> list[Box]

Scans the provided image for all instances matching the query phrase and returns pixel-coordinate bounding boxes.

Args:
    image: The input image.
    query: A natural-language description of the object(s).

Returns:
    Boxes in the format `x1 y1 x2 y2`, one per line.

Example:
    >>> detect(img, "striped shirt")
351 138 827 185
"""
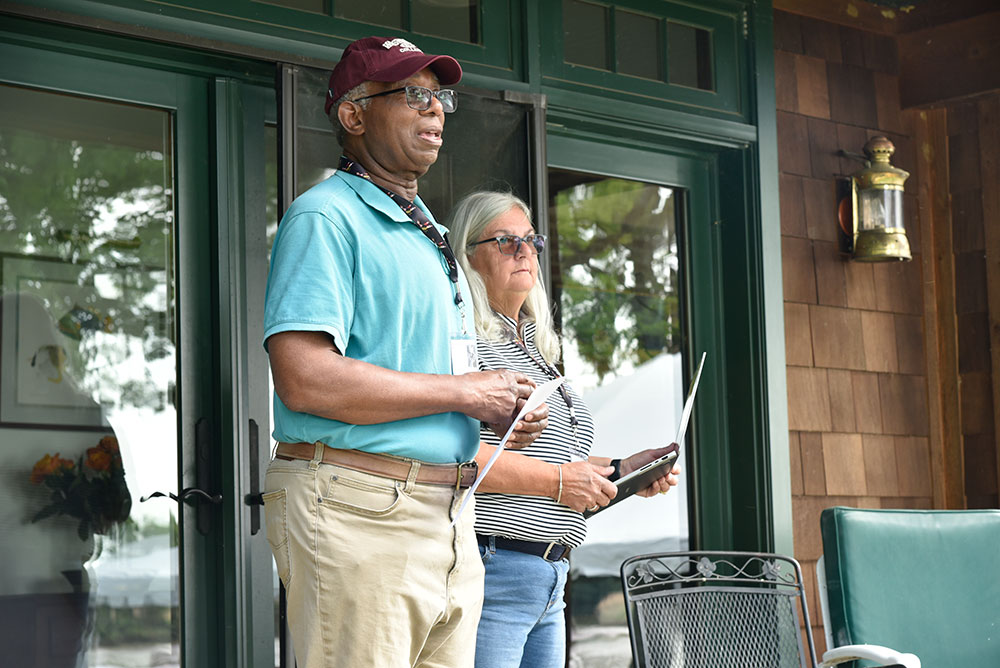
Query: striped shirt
474 314 595 548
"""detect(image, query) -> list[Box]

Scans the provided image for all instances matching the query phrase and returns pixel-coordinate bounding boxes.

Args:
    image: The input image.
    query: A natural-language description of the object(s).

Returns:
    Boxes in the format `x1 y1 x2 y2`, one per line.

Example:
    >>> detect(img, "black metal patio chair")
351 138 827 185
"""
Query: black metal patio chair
620 551 918 668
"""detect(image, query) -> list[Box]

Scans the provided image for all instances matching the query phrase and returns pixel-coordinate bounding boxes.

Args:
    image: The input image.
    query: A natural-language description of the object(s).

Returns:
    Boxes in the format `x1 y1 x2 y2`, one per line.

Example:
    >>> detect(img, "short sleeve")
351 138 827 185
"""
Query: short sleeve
263 210 355 351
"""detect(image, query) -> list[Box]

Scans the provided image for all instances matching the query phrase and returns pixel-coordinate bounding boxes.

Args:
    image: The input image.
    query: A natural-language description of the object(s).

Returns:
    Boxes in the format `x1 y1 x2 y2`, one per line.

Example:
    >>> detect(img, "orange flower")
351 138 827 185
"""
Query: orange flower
86 436 121 472
85 446 112 472
97 436 119 454
30 453 75 484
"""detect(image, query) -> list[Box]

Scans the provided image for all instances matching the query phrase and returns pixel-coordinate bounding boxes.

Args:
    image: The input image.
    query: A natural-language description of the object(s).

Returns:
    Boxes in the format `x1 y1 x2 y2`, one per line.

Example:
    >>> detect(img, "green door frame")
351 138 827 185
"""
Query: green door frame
213 76 279 667
1 24 278 667
546 124 781 552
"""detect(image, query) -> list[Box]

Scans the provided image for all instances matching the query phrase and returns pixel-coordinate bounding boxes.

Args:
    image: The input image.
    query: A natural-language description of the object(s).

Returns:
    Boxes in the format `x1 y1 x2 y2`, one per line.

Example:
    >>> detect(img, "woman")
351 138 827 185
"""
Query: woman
446 190 681 668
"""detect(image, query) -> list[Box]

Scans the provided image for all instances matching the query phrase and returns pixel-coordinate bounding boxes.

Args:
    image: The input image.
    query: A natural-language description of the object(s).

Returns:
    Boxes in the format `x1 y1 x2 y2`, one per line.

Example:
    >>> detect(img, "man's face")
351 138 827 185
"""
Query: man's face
359 68 446 179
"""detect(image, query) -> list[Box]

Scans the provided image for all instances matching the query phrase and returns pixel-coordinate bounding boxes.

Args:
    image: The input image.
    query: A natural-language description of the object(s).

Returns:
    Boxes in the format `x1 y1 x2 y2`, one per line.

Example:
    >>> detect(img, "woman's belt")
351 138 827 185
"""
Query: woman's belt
275 442 477 489
477 534 571 562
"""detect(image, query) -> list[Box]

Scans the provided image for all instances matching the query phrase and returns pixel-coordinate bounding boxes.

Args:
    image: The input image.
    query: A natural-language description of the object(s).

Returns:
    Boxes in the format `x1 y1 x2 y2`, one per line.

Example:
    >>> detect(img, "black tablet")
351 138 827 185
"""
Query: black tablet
582 444 679 518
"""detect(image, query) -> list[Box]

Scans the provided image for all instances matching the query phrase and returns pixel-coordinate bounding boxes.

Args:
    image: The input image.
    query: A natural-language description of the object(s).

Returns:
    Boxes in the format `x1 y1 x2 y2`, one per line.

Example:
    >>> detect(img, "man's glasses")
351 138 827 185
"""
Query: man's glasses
349 85 458 113
467 234 546 256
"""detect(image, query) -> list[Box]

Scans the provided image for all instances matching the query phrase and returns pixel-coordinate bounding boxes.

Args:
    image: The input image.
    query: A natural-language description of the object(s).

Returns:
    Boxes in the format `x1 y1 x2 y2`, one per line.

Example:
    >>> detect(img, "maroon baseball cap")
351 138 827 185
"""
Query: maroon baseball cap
325 37 462 114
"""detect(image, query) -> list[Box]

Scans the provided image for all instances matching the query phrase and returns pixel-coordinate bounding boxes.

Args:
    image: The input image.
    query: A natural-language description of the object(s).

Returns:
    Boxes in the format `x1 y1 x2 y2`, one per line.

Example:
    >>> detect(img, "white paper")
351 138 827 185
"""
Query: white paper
451 376 565 525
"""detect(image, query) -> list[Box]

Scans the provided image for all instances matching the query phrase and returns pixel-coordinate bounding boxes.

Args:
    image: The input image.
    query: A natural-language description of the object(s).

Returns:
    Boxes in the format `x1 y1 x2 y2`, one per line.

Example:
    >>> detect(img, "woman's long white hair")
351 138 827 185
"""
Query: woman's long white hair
446 190 561 364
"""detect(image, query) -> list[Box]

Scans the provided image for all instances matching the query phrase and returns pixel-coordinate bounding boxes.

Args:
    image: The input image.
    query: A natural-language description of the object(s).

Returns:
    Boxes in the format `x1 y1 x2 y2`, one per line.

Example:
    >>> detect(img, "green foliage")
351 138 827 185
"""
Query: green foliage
554 178 681 382
0 86 174 412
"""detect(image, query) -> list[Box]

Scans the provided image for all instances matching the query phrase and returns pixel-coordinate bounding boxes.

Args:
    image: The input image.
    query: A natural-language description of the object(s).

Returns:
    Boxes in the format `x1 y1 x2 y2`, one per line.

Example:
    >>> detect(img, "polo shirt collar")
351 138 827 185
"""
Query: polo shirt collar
336 169 437 226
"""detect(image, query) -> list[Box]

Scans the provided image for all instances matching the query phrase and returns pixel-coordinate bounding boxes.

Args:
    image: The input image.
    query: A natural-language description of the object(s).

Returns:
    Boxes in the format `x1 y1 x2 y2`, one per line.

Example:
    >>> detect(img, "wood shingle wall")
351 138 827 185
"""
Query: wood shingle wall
775 2 1000 654
776 9 931 653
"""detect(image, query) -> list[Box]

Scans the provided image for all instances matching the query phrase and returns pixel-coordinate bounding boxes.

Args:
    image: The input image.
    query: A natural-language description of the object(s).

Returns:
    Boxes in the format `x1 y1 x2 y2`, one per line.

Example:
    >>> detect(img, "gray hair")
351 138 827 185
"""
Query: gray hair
445 190 561 363
328 81 371 145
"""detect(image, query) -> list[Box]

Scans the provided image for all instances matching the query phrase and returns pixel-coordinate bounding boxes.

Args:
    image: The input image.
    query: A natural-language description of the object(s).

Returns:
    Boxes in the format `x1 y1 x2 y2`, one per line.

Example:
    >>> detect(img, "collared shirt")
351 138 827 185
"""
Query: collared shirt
263 170 478 464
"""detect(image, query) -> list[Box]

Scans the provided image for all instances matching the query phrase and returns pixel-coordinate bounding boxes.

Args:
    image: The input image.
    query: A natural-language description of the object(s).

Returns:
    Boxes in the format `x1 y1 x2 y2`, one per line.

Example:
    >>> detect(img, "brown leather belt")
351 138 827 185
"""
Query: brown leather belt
274 442 478 489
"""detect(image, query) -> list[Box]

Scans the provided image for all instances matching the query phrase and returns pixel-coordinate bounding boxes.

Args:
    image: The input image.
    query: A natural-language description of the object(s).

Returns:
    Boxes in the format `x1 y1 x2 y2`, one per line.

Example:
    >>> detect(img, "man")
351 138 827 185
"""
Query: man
262 37 544 668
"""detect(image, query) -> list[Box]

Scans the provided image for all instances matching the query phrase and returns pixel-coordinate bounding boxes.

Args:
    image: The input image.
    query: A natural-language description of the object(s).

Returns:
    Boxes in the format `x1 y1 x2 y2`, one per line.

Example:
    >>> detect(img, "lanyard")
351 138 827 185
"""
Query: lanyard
339 156 467 332
502 317 582 446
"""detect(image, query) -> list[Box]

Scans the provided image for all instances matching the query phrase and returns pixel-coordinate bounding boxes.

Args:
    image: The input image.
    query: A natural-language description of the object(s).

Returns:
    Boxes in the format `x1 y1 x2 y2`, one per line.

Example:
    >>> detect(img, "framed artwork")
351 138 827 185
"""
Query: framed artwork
1 256 106 428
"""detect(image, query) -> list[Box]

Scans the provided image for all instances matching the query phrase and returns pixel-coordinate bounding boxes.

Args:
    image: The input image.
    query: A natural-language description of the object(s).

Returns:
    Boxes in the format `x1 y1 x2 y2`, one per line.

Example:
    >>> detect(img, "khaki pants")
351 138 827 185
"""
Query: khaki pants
263 445 484 668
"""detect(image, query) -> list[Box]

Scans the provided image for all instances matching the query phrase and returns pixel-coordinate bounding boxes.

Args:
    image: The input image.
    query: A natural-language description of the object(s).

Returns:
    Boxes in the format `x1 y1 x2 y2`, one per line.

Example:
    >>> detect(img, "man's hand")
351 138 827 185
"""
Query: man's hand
558 460 618 512
489 401 549 449
462 368 536 427
619 446 682 497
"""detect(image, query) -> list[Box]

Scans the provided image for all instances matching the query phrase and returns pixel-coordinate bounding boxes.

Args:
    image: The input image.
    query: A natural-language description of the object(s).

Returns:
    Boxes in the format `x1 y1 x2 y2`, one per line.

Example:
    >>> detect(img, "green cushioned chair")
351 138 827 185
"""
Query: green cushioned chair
819 506 1000 667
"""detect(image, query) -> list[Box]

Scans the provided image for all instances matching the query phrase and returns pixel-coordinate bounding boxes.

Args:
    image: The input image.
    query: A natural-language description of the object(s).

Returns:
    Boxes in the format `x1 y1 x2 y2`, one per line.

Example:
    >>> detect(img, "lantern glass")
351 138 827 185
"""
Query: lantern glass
859 187 904 232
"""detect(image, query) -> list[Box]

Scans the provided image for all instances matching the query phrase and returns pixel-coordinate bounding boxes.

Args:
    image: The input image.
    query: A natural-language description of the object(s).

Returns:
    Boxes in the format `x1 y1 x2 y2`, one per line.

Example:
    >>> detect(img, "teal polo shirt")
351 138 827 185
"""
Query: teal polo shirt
263 170 479 464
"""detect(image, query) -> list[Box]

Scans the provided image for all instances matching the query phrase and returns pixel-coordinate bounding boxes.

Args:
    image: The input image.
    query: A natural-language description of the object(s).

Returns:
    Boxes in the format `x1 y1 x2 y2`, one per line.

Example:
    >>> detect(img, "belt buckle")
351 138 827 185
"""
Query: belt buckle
457 460 478 490
542 542 559 561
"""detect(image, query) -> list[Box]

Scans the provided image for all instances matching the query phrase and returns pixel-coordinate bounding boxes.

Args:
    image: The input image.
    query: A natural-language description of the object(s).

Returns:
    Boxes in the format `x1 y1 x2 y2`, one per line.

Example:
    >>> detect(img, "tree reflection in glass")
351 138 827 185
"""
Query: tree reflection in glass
0 83 179 668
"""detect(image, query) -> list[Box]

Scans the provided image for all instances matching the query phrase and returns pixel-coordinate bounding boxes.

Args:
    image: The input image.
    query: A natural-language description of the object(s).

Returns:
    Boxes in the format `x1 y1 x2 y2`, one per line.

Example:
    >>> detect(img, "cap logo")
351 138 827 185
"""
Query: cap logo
382 38 422 54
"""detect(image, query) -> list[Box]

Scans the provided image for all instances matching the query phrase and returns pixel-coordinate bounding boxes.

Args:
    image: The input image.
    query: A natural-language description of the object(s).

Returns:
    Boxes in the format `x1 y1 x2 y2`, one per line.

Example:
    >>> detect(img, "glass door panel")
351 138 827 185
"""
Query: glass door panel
547 169 690 668
0 82 180 667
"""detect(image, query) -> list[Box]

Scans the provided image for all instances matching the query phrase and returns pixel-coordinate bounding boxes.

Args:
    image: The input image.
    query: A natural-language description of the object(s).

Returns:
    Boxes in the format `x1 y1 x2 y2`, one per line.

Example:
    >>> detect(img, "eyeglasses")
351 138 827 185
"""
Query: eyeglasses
349 85 458 113
467 234 546 255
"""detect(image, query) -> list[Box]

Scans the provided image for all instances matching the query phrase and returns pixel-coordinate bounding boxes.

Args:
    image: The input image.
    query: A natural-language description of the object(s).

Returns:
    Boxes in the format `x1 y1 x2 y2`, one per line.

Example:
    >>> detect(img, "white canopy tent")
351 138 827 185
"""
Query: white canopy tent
572 352 690 577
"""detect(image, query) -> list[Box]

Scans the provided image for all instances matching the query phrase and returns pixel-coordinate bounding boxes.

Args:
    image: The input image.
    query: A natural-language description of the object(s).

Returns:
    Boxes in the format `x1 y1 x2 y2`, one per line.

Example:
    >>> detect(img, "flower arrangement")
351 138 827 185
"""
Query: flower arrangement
30 435 132 540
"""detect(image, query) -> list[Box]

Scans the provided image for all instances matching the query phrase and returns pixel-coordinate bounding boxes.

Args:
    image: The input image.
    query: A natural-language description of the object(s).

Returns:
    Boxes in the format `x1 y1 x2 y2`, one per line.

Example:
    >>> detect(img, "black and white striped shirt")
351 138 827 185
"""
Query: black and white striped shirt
474 314 596 548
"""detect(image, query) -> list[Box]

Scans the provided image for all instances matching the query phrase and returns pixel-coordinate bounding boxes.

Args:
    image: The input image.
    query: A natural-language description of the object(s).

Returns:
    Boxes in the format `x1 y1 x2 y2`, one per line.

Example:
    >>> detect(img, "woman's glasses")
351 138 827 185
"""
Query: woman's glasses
350 85 457 113
467 234 546 256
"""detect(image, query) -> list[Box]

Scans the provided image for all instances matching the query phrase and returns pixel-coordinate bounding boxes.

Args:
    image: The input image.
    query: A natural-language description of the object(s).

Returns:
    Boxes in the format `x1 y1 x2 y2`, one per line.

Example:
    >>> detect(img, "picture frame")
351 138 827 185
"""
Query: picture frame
1 256 106 428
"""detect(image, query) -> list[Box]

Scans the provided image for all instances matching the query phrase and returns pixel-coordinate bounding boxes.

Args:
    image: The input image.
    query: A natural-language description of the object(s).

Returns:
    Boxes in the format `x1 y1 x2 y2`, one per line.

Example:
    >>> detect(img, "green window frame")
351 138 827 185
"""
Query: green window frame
15 0 521 81
540 0 748 119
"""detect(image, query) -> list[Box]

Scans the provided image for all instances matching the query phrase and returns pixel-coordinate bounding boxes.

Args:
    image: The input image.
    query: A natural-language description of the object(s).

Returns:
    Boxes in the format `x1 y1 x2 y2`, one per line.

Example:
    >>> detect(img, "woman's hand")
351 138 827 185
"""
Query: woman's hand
494 401 549 449
620 446 682 497
558 460 618 512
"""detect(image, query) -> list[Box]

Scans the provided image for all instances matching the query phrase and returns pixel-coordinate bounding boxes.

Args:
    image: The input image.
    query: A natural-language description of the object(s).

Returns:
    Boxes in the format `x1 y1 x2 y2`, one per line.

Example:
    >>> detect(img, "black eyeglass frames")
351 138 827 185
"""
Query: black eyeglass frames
467 234 546 256
348 85 457 113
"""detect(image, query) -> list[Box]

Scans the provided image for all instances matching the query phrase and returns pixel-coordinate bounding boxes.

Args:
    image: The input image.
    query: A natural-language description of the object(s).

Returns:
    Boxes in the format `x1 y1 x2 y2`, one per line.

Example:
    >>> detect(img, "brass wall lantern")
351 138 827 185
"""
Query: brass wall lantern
837 136 911 262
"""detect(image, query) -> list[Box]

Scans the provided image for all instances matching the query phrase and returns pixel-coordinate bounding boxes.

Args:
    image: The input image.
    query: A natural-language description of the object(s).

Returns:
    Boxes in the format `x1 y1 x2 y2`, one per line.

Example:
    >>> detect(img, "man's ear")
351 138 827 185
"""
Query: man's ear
337 101 365 136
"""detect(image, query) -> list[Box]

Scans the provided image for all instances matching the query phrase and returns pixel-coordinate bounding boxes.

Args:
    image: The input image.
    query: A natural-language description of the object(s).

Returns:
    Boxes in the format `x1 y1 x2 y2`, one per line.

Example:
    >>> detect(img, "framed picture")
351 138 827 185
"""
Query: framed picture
1 256 106 428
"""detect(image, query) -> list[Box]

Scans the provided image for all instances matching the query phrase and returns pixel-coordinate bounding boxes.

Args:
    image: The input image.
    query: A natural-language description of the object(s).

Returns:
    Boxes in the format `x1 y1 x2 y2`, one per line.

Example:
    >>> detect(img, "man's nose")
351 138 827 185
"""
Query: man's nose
425 94 445 117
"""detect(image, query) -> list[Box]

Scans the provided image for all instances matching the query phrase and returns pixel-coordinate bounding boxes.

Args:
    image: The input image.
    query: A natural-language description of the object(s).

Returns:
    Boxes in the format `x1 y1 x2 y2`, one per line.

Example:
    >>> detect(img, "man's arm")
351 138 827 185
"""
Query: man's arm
269 330 536 427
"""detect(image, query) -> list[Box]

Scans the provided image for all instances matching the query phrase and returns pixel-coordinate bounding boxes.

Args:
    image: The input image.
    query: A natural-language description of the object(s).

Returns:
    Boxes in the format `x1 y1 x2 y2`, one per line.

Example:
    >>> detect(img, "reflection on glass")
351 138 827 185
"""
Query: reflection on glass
295 67 341 197
563 0 609 70
335 0 404 28
616 10 661 80
294 63 531 217
548 169 689 668
0 83 179 667
859 188 903 231
668 21 714 91
412 0 479 44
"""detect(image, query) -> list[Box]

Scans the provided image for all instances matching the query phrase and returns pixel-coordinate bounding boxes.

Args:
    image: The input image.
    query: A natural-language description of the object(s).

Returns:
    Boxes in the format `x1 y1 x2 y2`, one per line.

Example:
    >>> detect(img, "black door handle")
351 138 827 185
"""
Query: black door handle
140 488 223 505
245 418 262 535
140 418 218 535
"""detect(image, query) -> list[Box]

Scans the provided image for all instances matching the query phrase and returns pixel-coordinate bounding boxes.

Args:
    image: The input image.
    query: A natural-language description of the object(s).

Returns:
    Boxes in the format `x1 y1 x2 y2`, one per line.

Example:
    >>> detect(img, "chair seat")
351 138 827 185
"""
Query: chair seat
821 507 1000 667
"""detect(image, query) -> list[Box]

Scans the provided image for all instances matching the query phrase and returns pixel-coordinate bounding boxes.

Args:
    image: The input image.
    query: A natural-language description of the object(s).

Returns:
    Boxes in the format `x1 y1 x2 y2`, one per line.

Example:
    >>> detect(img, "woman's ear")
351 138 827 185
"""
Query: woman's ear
337 101 365 136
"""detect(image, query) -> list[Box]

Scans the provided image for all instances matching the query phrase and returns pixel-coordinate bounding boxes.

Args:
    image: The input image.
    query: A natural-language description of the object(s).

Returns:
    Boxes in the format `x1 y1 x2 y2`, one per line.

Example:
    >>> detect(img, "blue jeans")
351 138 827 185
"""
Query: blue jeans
474 538 570 668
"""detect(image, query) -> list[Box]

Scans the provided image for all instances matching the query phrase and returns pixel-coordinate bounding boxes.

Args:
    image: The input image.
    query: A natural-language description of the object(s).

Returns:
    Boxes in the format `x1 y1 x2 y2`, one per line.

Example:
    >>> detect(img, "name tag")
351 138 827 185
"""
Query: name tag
450 337 479 375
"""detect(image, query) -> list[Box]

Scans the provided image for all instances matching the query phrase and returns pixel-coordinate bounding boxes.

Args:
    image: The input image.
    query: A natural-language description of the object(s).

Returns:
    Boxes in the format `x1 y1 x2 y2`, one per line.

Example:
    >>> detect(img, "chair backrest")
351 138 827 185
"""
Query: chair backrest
620 551 816 668
821 506 1000 667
